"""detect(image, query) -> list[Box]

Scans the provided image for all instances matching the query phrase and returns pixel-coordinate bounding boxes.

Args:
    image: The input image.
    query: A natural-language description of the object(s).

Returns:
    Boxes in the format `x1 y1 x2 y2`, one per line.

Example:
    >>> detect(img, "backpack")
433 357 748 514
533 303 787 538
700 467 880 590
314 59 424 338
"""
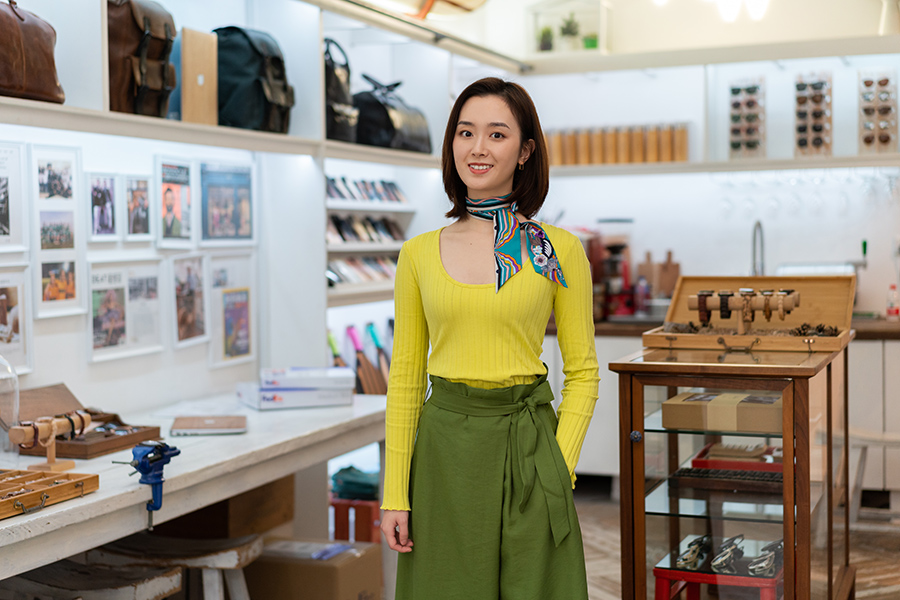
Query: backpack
214 26 295 134
324 38 358 143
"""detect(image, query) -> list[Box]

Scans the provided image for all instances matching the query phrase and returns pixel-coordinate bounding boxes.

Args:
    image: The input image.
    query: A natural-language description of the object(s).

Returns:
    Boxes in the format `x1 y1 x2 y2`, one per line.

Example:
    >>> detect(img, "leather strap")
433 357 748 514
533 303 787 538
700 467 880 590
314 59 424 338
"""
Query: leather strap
18 421 38 450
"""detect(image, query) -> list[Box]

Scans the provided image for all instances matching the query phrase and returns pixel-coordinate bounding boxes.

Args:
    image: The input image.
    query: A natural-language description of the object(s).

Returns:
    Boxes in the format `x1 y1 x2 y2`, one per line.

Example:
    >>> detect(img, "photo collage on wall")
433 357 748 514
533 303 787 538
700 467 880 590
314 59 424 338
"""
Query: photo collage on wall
208 252 254 368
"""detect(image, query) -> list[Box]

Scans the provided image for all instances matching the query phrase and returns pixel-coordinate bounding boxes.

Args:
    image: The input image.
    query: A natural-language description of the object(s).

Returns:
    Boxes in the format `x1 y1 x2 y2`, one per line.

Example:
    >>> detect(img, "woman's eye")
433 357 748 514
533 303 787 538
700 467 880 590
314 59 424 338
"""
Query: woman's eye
490 132 504 139
459 130 472 138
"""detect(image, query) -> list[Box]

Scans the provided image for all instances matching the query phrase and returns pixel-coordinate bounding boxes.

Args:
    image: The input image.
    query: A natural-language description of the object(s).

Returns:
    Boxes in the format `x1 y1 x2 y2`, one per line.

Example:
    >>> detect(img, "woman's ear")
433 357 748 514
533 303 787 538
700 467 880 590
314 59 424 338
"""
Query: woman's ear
519 139 536 164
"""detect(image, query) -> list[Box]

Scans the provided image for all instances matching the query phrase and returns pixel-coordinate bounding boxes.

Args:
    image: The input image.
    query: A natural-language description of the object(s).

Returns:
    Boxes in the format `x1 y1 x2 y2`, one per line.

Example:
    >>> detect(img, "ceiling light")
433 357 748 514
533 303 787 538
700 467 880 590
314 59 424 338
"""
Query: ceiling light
745 0 770 20
716 0 743 22
652 0 669 5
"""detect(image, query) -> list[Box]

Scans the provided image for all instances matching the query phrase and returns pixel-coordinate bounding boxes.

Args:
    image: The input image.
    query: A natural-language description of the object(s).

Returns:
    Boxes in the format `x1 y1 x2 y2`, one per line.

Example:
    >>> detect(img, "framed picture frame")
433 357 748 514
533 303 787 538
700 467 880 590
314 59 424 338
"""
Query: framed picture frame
207 251 256 368
0 143 29 255
199 162 256 248
87 172 120 242
89 257 165 363
125 175 153 242
171 253 209 349
31 145 86 319
156 157 194 250
0 263 34 374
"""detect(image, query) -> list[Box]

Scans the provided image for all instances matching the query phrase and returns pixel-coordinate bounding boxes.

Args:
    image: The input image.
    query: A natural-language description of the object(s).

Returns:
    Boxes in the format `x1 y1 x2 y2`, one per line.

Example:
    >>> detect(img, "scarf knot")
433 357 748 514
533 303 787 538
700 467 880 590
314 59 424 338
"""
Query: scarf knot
466 195 567 292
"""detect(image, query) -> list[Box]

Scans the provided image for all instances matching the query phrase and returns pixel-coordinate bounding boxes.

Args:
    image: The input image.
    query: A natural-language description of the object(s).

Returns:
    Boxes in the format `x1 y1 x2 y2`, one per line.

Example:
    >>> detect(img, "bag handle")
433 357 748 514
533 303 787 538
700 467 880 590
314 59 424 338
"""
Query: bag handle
7 0 25 22
324 38 350 69
362 73 402 93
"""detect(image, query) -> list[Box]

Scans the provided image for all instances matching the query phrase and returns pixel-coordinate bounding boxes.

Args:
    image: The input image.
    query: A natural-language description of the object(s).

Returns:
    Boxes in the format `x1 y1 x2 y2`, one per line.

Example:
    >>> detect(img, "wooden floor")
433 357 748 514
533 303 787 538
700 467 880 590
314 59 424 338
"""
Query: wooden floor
573 477 900 600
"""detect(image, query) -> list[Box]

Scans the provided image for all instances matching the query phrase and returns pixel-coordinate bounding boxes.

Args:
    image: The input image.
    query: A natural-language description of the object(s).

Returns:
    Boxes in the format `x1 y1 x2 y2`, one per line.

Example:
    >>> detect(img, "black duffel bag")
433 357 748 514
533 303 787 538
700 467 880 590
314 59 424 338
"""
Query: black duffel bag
214 26 295 134
353 74 431 153
324 38 358 143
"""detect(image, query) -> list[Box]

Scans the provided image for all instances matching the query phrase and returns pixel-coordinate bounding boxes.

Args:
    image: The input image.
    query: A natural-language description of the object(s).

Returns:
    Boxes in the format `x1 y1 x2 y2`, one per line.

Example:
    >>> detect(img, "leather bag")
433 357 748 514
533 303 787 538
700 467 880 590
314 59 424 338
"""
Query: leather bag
324 38 358 143
353 74 431 153
0 0 65 104
108 0 176 117
214 26 295 134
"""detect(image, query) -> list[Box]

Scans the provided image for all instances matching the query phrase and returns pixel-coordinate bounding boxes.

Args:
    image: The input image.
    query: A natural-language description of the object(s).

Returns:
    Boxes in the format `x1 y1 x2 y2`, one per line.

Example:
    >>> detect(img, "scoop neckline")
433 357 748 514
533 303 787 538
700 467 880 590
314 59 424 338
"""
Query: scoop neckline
436 226 495 289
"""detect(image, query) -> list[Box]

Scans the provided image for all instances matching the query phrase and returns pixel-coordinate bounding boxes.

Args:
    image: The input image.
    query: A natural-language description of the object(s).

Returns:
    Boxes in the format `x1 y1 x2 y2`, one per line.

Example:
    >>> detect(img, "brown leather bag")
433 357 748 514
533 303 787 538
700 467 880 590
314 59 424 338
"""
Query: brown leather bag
0 0 65 104
108 0 176 117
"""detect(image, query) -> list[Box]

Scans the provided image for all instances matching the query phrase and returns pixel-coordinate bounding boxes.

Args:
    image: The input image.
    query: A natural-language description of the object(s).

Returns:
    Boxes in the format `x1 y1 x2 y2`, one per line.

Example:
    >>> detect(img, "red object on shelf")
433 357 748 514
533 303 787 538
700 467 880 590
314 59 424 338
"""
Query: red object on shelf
690 442 783 473
330 494 381 543
653 565 783 600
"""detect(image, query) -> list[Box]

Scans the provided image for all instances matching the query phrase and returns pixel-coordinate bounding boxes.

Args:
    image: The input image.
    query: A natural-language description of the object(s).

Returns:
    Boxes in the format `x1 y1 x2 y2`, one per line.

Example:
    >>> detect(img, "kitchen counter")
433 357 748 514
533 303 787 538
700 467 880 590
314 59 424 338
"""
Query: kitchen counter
547 318 900 339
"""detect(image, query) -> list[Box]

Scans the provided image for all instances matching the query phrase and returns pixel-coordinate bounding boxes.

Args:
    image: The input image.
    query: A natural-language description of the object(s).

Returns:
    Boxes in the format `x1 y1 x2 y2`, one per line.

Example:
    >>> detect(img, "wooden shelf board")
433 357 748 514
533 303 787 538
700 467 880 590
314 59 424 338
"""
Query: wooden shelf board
326 199 416 214
551 154 900 177
327 241 404 253
527 34 900 75
0 96 319 155
327 281 394 307
324 140 440 168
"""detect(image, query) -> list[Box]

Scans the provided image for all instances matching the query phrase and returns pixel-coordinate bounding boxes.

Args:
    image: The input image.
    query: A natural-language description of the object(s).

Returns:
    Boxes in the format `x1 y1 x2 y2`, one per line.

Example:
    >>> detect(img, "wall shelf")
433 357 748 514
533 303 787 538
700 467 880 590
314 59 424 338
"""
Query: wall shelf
550 154 900 177
527 34 900 76
0 96 319 155
327 241 404 253
324 140 440 168
327 281 394 307
326 199 416 214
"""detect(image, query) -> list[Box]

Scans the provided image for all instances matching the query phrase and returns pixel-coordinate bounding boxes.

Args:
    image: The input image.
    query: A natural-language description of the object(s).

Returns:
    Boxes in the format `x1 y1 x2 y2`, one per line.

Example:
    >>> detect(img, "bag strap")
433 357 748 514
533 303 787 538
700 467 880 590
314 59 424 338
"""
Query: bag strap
7 0 25 22
324 38 350 69
127 0 175 41
362 73 401 93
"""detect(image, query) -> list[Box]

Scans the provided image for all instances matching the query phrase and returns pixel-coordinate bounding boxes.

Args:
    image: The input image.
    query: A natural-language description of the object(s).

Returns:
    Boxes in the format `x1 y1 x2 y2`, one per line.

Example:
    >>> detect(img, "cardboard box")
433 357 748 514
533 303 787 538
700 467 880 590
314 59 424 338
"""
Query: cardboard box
662 391 782 434
260 367 355 389
237 382 353 410
245 538 382 600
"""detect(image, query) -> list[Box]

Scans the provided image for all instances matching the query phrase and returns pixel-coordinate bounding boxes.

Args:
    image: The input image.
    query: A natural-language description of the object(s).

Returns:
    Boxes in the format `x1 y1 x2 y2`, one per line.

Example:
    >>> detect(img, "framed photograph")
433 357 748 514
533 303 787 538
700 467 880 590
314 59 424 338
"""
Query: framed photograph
171 253 209 349
208 252 255 368
88 173 119 241
32 145 86 319
200 162 255 247
157 157 193 249
89 258 164 362
125 175 152 241
0 143 29 254
0 263 34 374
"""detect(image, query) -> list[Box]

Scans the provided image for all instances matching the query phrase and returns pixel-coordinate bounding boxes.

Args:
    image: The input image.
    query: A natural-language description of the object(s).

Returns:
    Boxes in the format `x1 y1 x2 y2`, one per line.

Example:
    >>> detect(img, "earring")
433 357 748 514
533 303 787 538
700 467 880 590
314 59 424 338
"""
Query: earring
518 162 524 171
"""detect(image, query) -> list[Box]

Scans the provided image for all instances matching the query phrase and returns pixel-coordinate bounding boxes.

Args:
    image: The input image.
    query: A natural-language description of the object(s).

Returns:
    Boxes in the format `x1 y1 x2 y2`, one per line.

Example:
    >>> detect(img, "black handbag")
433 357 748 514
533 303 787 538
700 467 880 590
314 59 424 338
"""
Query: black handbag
324 38 358 143
353 74 432 154
214 26 295 134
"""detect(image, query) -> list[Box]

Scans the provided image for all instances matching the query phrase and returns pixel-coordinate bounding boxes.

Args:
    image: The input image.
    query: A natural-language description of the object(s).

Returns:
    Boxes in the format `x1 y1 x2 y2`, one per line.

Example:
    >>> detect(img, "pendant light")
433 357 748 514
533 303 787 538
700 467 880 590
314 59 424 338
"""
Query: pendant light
745 0 770 20
652 0 670 6
716 0 743 22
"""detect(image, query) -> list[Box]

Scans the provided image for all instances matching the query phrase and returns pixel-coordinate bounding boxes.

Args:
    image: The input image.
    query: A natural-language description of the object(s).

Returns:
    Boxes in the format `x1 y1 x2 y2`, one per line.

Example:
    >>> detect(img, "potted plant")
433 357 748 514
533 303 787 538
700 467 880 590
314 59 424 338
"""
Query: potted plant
559 13 580 51
538 26 553 52
582 32 599 50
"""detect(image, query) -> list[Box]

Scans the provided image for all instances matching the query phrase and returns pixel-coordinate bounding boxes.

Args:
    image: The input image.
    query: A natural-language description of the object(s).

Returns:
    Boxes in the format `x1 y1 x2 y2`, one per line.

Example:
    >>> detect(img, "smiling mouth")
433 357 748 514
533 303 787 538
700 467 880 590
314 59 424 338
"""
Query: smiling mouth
468 164 492 173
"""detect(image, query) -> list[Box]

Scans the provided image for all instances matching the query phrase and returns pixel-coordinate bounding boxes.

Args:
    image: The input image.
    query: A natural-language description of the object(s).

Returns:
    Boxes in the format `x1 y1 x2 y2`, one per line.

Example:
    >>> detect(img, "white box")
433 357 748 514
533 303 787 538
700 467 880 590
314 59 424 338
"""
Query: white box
237 382 354 411
260 367 355 390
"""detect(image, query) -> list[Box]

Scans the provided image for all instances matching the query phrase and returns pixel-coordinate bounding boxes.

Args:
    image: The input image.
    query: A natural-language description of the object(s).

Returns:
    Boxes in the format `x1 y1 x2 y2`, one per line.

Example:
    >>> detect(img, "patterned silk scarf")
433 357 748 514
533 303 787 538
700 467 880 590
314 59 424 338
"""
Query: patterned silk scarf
466 195 567 293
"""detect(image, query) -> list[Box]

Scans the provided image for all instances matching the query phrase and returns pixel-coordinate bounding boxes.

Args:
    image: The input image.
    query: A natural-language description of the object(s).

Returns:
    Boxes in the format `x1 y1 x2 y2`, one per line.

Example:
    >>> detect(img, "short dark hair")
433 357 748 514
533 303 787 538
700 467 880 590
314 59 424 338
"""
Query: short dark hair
442 78 549 220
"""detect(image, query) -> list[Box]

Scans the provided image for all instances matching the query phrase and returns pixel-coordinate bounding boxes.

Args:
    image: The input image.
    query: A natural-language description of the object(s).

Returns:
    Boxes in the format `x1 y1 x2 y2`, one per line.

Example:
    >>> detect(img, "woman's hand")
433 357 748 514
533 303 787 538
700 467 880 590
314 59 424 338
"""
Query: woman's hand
381 509 414 553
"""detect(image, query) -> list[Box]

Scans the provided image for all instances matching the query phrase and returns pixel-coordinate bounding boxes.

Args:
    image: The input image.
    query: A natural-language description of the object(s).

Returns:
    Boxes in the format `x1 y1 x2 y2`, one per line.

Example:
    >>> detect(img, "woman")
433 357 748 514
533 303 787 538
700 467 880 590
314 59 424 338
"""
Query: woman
381 77 599 599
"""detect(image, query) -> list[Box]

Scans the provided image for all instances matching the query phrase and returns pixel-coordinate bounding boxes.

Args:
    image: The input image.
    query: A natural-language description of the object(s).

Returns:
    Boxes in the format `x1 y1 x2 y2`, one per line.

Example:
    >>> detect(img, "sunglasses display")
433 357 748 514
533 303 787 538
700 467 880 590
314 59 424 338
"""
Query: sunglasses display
729 77 765 159
859 69 897 155
795 72 832 157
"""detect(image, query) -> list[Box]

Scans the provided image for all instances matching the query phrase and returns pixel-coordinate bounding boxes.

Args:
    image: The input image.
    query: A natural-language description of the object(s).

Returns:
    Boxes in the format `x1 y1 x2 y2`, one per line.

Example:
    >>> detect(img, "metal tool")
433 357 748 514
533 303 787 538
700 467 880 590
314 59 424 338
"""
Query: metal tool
114 441 180 530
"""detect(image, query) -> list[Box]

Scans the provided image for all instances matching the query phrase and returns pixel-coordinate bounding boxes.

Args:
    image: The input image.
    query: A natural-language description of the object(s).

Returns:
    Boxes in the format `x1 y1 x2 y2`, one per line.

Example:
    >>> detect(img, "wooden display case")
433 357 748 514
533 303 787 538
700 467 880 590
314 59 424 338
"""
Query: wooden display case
611 274 856 600
0 470 99 521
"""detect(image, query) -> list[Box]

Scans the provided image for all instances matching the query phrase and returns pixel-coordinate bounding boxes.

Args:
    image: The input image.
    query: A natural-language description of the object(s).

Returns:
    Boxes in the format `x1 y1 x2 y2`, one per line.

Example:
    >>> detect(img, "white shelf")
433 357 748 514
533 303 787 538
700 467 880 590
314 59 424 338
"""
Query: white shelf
0 96 319 155
550 154 900 177
527 34 900 76
327 280 395 307
324 139 440 168
326 199 416 214
327 241 404 253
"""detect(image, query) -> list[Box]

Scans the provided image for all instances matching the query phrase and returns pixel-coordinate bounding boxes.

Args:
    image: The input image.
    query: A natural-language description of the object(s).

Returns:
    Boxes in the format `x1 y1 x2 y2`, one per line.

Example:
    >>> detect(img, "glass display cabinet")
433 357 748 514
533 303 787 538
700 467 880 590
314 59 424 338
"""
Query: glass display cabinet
609 276 857 600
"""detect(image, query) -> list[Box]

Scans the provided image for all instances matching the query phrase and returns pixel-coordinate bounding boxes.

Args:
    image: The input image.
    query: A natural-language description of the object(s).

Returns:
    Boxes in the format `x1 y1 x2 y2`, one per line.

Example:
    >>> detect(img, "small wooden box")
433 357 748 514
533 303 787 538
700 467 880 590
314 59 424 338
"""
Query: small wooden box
0 470 99 521
642 275 855 352
17 384 160 459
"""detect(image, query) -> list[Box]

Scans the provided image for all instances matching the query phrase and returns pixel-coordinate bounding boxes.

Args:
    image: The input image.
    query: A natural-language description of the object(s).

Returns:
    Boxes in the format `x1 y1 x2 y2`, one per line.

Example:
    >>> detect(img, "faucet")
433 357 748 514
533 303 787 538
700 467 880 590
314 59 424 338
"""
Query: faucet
751 220 764 276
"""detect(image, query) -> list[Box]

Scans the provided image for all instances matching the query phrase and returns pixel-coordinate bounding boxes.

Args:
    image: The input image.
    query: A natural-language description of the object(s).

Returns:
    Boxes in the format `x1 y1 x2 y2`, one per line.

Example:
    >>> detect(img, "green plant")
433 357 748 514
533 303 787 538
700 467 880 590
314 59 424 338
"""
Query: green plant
539 26 553 51
560 13 579 37
582 32 598 49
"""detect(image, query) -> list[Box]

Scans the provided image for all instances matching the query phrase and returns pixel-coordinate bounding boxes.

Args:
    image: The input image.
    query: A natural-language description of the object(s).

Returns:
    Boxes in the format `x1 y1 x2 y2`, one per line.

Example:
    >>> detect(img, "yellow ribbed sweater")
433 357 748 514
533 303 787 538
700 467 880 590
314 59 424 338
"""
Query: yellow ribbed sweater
382 224 600 512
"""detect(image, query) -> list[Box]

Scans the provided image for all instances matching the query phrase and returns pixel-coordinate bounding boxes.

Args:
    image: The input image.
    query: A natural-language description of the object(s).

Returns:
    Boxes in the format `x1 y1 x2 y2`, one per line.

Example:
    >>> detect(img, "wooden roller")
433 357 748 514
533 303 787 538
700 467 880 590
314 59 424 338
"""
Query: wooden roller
8 412 92 472
687 290 802 335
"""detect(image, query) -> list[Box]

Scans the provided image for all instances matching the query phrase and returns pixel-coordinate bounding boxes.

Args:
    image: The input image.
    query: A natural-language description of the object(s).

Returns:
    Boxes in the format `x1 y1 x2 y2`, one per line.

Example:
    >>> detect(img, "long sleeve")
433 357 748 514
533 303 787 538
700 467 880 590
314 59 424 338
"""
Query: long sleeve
381 243 430 511
552 235 600 487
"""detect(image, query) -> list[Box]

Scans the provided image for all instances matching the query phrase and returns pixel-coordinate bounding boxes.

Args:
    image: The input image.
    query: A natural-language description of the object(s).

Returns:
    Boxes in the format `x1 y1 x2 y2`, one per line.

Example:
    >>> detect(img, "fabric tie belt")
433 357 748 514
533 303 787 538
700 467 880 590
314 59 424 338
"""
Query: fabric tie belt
426 372 572 547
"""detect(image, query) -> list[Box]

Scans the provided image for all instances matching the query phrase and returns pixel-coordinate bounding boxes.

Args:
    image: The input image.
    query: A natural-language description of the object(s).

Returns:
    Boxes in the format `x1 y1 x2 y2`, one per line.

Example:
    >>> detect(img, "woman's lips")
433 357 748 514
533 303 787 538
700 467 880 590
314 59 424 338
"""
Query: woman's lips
468 163 492 174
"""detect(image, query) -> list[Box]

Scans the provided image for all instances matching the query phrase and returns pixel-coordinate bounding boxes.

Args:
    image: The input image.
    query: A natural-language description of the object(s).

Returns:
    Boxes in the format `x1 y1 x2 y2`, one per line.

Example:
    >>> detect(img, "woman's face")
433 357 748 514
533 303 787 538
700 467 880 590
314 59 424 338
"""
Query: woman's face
453 95 532 200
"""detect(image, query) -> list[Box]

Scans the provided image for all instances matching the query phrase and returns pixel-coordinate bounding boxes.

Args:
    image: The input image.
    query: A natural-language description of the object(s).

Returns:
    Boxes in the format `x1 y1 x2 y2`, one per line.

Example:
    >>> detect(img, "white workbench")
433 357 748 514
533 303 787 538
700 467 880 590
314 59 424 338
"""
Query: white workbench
0 394 387 580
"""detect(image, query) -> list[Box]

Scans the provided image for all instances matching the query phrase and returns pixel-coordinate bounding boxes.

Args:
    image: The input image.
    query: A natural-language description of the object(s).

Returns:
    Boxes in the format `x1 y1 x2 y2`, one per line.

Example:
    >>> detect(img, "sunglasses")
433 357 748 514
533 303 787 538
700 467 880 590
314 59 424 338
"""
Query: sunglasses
796 81 826 92
730 85 760 95
732 99 758 109
731 140 760 150
862 105 895 116
863 133 893 145
863 77 891 87
797 137 825 148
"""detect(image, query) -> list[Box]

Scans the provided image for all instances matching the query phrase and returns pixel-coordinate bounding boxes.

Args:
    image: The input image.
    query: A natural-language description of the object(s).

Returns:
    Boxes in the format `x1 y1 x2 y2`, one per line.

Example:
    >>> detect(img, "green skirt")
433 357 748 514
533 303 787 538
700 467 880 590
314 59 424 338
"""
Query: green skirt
396 371 588 600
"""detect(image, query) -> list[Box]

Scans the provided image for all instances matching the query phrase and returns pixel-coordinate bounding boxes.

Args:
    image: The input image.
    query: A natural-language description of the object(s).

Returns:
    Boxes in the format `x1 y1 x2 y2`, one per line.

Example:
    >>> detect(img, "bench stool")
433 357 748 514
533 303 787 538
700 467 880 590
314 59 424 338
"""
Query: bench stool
0 559 181 600
86 533 262 600
330 494 381 542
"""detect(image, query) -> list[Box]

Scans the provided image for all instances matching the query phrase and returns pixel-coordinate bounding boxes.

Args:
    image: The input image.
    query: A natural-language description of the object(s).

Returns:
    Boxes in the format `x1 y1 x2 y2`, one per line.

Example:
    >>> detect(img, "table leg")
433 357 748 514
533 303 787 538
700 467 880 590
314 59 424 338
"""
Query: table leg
655 575 671 600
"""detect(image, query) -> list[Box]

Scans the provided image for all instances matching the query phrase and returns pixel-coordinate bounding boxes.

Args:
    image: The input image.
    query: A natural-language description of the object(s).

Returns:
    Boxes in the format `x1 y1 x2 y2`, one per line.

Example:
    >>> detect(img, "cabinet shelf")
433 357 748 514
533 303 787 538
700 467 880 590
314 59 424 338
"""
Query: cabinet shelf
326 199 416 214
324 140 440 168
327 241 404 253
527 34 900 76
645 479 784 524
0 96 318 155
327 281 394 307
551 154 900 178
644 410 782 439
